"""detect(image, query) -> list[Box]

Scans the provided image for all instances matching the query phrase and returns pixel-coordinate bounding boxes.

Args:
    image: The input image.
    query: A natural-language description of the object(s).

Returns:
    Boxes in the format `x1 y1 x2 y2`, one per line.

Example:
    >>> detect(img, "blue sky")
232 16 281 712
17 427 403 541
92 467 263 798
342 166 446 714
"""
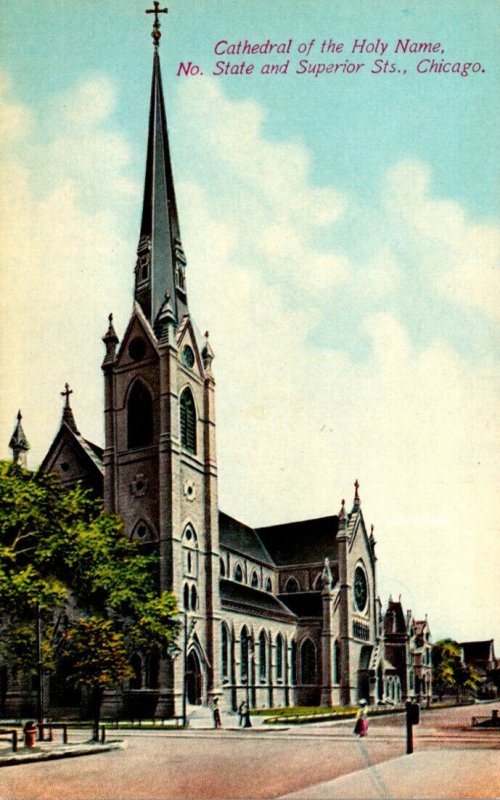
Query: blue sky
1 1 499 644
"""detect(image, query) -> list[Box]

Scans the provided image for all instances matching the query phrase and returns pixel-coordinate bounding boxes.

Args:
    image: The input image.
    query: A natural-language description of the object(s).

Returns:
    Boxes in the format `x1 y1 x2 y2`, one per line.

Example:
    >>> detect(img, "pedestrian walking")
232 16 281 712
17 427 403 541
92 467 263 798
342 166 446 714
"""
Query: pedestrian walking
211 696 222 729
238 700 247 727
353 699 368 737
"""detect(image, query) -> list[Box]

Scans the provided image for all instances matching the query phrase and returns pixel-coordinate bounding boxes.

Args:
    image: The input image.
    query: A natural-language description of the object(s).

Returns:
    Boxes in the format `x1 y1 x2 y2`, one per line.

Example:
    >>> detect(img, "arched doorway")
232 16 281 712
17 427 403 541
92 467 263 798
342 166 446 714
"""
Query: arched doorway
186 650 202 705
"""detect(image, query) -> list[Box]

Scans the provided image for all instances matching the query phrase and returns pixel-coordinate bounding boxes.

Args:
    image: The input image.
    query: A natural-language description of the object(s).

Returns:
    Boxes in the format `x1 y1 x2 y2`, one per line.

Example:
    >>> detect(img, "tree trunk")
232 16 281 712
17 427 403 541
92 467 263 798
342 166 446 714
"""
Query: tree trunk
92 685 102 742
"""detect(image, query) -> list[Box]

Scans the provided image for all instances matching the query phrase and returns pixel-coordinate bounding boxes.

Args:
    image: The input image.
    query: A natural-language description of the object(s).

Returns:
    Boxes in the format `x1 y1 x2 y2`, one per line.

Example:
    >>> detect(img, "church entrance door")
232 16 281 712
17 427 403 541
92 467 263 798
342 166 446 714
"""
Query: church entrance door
186 650 202 705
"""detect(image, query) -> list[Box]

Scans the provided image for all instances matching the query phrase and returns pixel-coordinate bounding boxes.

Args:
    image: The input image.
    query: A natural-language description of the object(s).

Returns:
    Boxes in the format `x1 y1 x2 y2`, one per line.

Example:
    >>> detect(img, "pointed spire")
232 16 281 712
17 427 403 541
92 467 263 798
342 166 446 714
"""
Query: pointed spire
351 478 361 512
321 556 333 592
338 498 347 528
9 410 30 467
102 313 119 363
60 383 79 434
135 29 188 328
154 291 176 341
202 330 215 373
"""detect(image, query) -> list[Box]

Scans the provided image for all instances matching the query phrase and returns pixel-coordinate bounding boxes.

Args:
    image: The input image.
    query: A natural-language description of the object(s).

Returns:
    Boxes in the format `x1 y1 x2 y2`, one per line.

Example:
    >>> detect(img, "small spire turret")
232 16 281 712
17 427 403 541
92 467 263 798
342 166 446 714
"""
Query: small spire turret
60 383 79 434
352 479 360 511
202 330 215 374
102 313 119 363
154 291 176 341
9 410 30 467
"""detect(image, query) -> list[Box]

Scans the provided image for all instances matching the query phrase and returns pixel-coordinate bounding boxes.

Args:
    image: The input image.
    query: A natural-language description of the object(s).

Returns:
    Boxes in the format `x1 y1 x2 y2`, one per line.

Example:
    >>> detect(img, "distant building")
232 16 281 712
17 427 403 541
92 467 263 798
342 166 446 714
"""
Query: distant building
383 598 432 703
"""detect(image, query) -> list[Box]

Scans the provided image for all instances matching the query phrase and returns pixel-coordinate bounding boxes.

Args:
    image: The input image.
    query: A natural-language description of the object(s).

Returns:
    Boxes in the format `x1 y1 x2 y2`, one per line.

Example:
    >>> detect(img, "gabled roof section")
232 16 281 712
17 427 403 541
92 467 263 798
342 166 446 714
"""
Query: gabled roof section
459 640 496 664
257 516 339 566
219 512 273 565
40 420 104 497
135 49 188 326
220 579 296 622
383 599 408 636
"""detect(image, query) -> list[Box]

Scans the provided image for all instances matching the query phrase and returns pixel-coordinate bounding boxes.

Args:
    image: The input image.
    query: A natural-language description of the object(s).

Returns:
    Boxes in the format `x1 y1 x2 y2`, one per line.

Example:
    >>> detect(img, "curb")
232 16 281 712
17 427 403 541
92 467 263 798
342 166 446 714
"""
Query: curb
0 740 127 767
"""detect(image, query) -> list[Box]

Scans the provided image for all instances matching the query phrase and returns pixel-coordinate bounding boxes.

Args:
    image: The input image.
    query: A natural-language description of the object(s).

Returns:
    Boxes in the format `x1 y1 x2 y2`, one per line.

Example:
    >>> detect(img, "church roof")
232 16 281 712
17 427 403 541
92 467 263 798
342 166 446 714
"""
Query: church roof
220 579 296 622
219 512 274 565
277 591 323 617
257 515 339 566
459 640 496 664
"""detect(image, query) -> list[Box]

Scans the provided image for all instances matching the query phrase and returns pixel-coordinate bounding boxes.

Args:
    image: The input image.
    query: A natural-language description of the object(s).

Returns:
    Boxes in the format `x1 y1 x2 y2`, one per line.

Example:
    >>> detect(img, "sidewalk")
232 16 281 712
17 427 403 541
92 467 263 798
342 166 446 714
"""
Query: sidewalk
0 739 126 767
278 748 500 799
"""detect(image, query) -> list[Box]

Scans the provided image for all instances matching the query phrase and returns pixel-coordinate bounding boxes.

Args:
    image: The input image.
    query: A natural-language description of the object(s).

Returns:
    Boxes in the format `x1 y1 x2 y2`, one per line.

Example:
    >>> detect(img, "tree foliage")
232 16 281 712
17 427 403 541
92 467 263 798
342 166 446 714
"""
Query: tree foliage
0 460 180 729
432 639 481 701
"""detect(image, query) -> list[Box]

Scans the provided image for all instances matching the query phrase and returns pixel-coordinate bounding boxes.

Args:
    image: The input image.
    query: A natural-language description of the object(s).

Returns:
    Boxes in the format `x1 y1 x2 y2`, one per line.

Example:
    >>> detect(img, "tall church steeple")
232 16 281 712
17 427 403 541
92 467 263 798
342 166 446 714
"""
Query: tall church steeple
135 8 188 326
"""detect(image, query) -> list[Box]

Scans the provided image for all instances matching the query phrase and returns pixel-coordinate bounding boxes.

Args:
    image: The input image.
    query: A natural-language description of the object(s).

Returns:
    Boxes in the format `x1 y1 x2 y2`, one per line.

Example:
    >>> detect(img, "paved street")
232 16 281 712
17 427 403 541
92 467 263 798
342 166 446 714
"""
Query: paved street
1 704 498 799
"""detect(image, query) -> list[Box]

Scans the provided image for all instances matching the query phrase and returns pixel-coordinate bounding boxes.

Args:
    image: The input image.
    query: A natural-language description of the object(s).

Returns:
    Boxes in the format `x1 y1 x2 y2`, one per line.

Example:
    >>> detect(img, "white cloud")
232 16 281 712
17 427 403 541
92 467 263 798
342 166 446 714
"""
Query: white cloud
384 160 500 321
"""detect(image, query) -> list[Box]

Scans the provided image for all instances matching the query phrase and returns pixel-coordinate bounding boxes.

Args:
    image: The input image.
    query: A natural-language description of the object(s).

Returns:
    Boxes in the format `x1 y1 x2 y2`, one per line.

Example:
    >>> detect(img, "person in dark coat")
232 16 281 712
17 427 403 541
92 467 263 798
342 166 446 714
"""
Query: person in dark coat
211 697 222 728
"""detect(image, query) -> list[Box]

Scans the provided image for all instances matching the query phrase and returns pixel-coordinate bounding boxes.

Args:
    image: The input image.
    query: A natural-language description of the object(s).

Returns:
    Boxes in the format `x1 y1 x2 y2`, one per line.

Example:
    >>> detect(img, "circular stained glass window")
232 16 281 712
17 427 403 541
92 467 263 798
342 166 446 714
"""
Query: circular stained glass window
182 345 195 368
353 566 368 613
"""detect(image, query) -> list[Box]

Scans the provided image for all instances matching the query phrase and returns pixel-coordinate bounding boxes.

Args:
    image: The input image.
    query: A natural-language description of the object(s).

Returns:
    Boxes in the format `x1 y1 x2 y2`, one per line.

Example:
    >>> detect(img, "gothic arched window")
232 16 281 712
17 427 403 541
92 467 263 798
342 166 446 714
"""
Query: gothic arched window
220 557 226 578
180 388 197 453
234 563 243 583
259 631 267 680
146 648 160 689
285 576 299 593
221 623 229 682
265 577 272 593
190 585 198 611
240 627 249 682
301 638 316 684
291 639 297 684
251 571 259 588
276 634 284 682
183 583 189 611
128 381 153 449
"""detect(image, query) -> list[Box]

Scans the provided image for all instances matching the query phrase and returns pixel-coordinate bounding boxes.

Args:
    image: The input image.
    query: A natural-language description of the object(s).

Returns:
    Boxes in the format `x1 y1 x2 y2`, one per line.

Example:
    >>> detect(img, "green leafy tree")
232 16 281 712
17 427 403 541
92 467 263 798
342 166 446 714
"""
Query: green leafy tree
0 460 180 737
432 639 481 702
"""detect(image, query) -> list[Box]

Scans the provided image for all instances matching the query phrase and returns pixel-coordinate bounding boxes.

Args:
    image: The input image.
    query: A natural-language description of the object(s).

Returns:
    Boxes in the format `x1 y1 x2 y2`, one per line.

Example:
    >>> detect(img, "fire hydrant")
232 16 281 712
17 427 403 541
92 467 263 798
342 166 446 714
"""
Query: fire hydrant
23 721 37 748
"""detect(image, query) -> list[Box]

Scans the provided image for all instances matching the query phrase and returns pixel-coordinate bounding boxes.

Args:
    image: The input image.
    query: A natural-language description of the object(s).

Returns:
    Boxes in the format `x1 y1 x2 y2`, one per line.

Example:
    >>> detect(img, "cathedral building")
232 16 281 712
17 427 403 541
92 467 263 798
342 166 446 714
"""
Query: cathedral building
3 17 429 719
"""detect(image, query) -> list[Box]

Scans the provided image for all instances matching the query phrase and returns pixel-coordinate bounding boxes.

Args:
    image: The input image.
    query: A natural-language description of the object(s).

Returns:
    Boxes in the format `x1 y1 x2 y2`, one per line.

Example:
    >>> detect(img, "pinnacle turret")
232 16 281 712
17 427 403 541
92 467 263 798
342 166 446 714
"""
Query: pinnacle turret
9 410 30 467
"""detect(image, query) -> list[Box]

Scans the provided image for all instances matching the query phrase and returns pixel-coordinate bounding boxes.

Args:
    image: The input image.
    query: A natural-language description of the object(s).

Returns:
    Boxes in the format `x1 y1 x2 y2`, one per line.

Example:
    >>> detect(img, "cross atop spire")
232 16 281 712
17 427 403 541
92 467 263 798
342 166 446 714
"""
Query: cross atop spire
60 383 79 434
146 2 168 48
352 478 361 511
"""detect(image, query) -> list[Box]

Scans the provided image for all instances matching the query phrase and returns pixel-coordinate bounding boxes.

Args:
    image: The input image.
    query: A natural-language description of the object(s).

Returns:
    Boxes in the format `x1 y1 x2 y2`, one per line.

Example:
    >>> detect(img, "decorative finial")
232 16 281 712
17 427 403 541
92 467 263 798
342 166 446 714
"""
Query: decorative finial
108 312 113 323
145 2 168 48
165 290 171 302
205 330 209 338
60 383 73 408
17 409 22 421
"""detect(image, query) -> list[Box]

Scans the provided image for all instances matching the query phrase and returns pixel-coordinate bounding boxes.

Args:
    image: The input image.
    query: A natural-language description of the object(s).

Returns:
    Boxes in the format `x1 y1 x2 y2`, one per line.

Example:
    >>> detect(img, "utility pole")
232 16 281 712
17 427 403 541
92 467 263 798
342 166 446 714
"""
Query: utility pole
36 603 44 739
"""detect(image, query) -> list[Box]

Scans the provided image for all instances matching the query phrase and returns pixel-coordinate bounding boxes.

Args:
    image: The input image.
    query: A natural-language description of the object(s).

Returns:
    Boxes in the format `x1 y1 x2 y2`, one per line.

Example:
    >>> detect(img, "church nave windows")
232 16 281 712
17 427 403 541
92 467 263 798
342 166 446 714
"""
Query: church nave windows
127 380 153 449
221 623 230 683
180 388 197 453
183 581 198 612
300 638 317 685
258 631 267 681
275 634 284 683
251 570 259 588
233 563 243 583
284 576 300 593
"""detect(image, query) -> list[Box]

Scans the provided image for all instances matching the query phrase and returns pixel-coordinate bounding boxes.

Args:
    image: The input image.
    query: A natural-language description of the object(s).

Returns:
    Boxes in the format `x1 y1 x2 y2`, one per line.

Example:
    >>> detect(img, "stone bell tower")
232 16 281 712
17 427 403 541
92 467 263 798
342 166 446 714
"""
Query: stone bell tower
101 6 221 715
